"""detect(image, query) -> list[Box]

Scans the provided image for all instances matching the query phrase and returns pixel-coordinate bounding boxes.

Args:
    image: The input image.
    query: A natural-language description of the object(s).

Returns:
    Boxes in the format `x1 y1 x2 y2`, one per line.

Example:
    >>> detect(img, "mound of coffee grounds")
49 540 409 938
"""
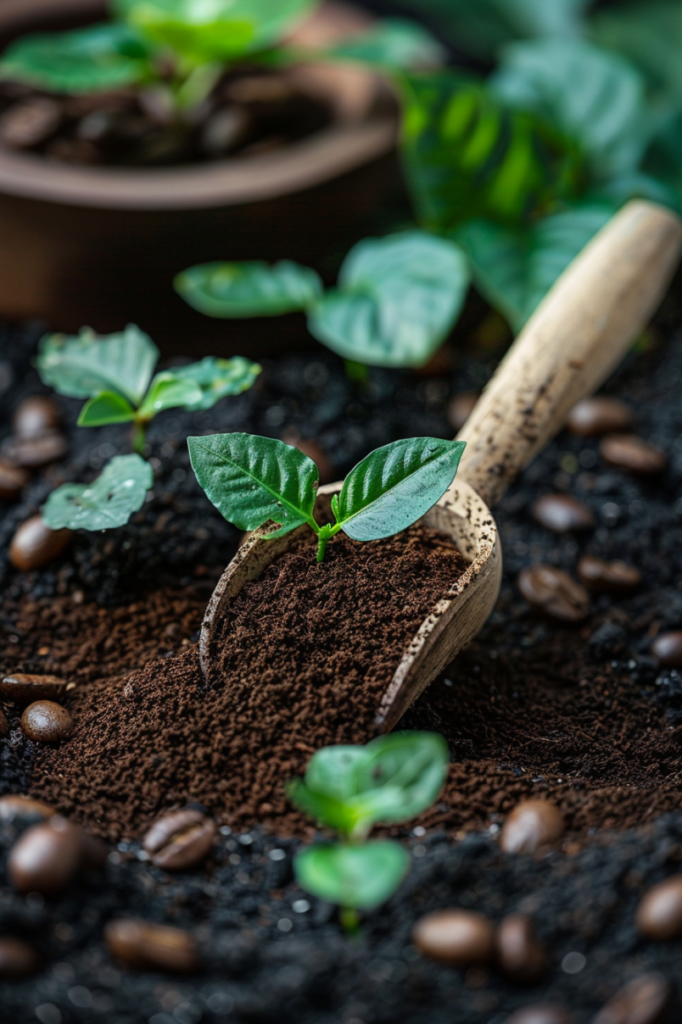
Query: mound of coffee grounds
30 525 468 839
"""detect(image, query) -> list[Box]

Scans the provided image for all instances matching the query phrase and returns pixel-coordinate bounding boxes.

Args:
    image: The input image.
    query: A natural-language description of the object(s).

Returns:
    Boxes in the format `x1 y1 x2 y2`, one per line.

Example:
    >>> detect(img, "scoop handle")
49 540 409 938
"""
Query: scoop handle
455 200 682 508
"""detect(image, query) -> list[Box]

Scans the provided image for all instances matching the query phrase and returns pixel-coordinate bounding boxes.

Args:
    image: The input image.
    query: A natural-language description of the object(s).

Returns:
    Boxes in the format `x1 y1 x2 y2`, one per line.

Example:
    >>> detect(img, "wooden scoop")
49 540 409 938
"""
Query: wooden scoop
201 200 682 732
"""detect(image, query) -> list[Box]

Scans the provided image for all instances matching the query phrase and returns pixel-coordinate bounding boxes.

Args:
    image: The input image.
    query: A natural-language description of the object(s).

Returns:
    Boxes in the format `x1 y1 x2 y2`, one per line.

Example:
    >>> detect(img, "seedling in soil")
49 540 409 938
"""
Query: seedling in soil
288 731 449 932
37 325 260 531
188 432 465 563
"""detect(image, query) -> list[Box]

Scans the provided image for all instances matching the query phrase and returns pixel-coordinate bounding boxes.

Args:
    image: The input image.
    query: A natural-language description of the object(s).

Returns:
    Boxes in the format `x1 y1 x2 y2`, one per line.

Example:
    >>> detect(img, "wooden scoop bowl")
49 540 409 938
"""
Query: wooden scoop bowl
201 200 682 732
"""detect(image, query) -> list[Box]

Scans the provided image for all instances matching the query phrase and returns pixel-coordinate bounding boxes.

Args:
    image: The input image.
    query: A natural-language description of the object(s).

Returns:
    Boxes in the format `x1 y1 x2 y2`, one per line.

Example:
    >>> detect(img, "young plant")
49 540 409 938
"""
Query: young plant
188 433 465 563
288 731 449 932
38 325 260 531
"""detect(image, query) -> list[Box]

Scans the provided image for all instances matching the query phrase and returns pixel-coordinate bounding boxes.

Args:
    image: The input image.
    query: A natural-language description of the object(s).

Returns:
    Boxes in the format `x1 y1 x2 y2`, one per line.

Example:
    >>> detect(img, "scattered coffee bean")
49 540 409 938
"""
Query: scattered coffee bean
636 876 682 941
0 97 62 149
447 393 479 433
21 701 73 743
0 794 55 821
8 816 82 894
567 397 634 437
518 566 590 623
577 556 641 594
0 707 8 736
12 396 61 438
600 434 667 476
9 516 73 571
0 460 30 501
592 972 679 1024
105 919 199 973
282 431 336 485
0 937 41 978
143 808 216 870
496 914 548 985
500 800 566 855
532 494 595 534
505 1008 570 1024
79 829 109 869
412 909 495 967
1 430 68 469
1 673 68 703
651 632 682 668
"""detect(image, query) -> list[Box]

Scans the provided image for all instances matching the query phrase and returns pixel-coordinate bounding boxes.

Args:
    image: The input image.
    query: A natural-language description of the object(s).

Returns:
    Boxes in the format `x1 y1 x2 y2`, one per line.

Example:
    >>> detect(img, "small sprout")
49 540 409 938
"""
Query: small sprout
188 433 465 562
288 732 449 932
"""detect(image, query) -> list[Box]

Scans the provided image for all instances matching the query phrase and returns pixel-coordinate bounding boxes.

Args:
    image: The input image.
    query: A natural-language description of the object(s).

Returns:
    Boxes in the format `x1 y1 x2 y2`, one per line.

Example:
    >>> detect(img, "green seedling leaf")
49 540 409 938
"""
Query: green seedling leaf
42 454 153 532
36 325 159 406
287 780 360 835
78 391 137 427
326 18 445 70
187 432 318 537
0 23 150 94
175 261 323 318
335 437 465 541
308 231 469 368
295 841 409 910
304 747 370 803
167 357 262 410
137 372 204 419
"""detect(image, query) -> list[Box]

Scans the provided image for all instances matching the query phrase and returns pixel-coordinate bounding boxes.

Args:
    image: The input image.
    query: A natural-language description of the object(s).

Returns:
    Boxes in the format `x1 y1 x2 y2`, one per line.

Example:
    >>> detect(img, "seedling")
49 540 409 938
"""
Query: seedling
188 432 465 563
288 731 449 932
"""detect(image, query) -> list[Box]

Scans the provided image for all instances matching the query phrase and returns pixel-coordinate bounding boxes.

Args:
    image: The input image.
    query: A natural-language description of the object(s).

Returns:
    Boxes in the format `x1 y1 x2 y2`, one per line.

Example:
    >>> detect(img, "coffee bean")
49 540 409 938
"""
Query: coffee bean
21 701 73 743
281 431 336 485
592 973 679 1024
567 397 634 437
12 396 61 438
600 434 667 476
1 673 68 703
80 830 109 869
500 800 565 855
0 98 62 149
0 460 30 501
8 816 82 894
532 494 595 534
518 566 590 623
0 794 55 821
496 914 548 984
412 909 495 966
105 919 199 973
447 393 479 433
577 556 641 595
9 516 73 571
636 876 682 941
651 632 682 668
0 937 41 978
0 707 8 736
2 431 68 469
143 809 216 870
505 1008 570 1024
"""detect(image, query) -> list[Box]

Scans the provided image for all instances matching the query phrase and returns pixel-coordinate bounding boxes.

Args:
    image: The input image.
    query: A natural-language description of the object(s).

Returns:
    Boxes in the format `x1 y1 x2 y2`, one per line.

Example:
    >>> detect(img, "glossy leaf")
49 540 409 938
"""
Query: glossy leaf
308 232 469 368
137 372 203 419
36 325 159 406
175 261 322 318
78 391 137 427
326 18 445 70
187 433 318 536
41 454 153 532
335 437 465 541
295 841 409 909
167 357 262 410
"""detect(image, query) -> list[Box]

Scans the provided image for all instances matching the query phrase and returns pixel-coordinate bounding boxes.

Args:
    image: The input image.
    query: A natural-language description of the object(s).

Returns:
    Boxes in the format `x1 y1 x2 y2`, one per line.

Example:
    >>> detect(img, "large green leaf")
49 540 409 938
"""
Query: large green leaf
335 437 465 541
0 23 150 94
491 39 647 180
41 454 153 532
308 232 469 368
295 841 409 910
175 261 322 318
456 203 615 331
36 325 159 407
166 357 262 409
326 18 445 71
187 432 318 536
78 391 137 427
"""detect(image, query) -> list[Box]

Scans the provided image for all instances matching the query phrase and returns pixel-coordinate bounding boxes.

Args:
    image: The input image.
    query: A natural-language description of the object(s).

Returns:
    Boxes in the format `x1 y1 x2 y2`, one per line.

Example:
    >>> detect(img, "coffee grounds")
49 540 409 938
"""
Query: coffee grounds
30 525 468 839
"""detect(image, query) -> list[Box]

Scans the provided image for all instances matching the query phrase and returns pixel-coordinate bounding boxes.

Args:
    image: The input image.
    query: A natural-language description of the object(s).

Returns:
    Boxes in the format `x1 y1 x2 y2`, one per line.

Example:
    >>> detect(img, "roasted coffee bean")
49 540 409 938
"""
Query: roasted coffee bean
412 909 495 966
1 673 68 703
567 397 634 437
9 516 73 571
636 876 682 940
505 1008 570 1024
8 816 82 894
0 707 8 736
0 794 55 821
651 632 682 668
578 556 641 594
500 800 565 855
0 460 30 501
21 701 73 743
0 98 62 149
447 393 478 433
532 494 595 534
2 430 67 469
0 937 41 978
600 434 667 475
105 919 199 973
80 830 109 869
12 396 61 438
281 431 336 485
518 566 590 623
143 809 216 870
592 973 679 1024
496 914 548 984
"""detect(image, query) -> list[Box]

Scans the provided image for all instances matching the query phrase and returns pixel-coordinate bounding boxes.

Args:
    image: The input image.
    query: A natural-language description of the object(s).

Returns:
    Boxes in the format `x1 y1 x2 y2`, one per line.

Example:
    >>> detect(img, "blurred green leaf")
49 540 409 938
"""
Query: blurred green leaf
287 780 361 834
304 747 369 803
167 356 262 410
294 841 409 909
78 391 137 427
42 454 153 531
642 110 682 212
138 372 203 418
175 261 322 317
326 17 445 71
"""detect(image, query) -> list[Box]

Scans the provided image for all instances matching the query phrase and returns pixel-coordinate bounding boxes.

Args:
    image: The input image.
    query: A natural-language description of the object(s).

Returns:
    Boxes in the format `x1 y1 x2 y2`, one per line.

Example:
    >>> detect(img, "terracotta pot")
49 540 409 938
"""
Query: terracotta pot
0 0 402 356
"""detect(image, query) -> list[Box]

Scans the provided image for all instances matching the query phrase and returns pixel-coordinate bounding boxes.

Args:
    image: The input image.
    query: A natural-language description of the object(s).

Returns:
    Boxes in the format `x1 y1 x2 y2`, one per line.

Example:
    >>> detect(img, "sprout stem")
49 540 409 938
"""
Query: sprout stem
340 907 360 935
316 533 330 563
